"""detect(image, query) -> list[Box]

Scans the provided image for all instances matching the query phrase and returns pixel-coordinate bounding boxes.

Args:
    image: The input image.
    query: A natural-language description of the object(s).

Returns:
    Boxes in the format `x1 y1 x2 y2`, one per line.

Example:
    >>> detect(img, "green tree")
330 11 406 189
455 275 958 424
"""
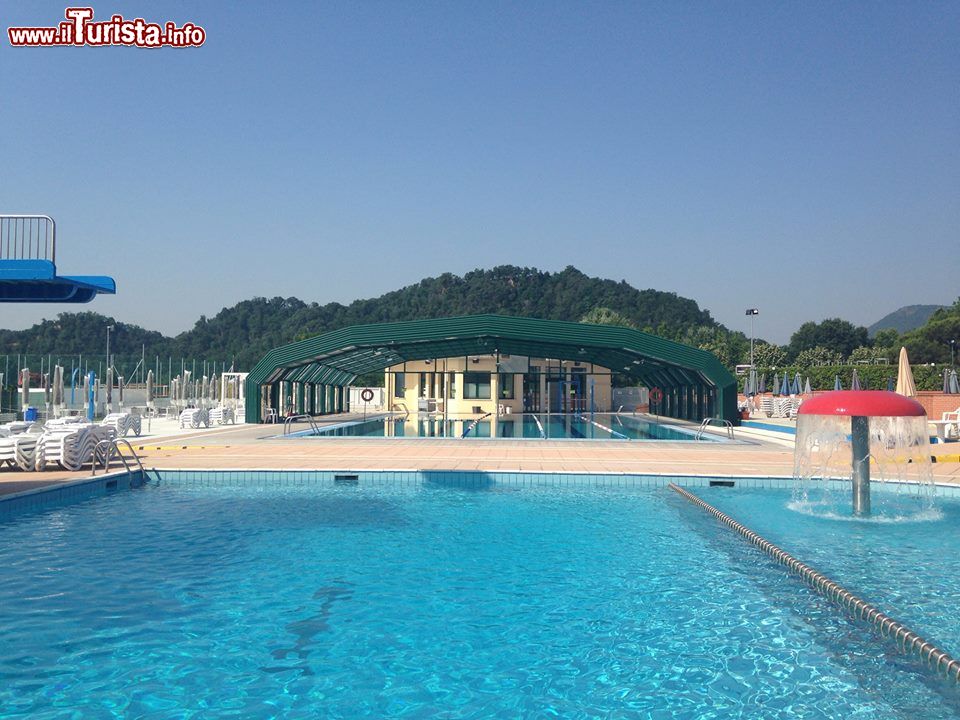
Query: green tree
787 318 869 360
899 298 960 363
848 345 887 364
579 307 637 328
794 346 844 368
749 342 787 368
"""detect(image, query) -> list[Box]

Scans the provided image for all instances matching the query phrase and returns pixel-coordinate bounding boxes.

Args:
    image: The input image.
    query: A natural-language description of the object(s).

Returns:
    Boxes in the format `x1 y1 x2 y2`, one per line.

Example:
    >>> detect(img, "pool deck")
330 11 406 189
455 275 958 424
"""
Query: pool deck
1 413 959 496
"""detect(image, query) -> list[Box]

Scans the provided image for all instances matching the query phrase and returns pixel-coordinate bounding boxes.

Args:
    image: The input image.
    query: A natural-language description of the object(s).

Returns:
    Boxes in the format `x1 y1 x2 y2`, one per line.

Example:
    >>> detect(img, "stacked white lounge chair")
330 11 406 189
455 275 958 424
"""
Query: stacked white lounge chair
101 412 142 437
179 408 210 429
208 406 235 425
34 423 117 471
0 429 41 470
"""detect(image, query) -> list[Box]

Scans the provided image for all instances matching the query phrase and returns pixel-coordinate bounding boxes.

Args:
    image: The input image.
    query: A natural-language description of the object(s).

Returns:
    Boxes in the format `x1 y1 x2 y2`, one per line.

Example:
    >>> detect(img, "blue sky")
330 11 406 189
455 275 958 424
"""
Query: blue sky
1 1 957 344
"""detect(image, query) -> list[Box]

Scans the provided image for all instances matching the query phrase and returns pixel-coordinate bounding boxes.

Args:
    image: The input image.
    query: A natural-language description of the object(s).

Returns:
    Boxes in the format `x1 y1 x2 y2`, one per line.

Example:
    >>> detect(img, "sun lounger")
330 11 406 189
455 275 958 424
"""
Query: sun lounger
760 396 774 417
101 412 142 438
179 408 210 429
929 409 960 442
208 406 235 425
34 423 116 471
0 433 39 471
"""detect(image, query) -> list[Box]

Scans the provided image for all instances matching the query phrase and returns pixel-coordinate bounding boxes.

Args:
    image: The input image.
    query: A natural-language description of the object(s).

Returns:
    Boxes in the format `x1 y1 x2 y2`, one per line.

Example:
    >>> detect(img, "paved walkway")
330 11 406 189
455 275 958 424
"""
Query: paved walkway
1 414 958 496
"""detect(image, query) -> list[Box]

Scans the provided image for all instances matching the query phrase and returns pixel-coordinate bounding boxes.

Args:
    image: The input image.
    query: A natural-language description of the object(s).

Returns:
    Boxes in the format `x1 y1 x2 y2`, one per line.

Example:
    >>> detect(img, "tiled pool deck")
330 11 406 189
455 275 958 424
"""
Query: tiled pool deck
1 414 958 497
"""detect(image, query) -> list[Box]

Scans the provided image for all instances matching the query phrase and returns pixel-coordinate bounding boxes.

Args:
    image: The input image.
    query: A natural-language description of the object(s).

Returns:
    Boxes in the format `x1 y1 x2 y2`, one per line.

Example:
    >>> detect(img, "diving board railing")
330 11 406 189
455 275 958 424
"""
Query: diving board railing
0 215 56 262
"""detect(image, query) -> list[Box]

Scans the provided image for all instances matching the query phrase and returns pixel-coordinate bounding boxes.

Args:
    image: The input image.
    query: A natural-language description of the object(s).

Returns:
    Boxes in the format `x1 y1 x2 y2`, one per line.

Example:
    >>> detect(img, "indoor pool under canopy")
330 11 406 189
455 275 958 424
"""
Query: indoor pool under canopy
2 470 960 718
286 412 716 441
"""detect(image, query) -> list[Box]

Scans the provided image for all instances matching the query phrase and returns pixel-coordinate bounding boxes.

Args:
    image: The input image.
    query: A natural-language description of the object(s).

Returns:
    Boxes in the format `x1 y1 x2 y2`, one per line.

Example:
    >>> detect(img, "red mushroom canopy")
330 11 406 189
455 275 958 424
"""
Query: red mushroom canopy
797 390 926 417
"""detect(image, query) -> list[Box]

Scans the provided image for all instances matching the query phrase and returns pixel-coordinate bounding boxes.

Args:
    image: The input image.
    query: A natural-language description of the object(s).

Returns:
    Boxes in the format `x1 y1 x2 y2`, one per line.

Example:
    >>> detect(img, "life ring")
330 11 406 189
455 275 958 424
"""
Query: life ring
649 387 663 404
360 388 374 402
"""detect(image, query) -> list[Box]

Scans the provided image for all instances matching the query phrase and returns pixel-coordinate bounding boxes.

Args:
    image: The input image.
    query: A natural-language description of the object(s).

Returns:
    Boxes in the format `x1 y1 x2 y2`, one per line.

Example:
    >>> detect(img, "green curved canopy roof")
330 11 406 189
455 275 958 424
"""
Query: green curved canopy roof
245 314 737 423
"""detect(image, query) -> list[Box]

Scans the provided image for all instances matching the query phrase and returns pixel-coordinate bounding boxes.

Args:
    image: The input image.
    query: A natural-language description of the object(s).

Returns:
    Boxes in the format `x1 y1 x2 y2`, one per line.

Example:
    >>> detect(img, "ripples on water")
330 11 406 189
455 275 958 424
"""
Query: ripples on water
1 482 959 718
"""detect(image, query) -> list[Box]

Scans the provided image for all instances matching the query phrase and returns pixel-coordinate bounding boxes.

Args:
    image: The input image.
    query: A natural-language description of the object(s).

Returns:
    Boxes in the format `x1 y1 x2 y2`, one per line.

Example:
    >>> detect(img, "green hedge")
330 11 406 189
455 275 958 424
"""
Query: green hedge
746 364 949 393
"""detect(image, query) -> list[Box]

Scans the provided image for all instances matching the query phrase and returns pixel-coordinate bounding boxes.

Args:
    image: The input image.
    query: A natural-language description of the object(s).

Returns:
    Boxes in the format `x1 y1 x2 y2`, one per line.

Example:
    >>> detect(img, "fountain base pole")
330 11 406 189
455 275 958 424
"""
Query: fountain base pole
851 415 871 516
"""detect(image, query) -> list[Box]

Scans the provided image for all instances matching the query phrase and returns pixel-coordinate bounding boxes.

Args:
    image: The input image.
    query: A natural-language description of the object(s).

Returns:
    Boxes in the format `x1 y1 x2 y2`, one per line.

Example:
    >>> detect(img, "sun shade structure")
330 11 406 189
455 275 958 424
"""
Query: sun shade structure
244 314 738 424
0 215 115 303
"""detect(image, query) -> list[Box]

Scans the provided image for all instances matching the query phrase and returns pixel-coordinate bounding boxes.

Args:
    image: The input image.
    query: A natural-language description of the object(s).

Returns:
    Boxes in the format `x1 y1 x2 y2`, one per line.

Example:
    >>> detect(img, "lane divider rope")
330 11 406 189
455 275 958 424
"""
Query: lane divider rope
668 482 960 682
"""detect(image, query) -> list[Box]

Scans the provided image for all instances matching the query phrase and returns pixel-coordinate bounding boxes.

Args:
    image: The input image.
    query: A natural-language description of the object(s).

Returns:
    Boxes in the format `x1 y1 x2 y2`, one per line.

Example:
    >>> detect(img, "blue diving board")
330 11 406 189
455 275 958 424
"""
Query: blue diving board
0 259 115 303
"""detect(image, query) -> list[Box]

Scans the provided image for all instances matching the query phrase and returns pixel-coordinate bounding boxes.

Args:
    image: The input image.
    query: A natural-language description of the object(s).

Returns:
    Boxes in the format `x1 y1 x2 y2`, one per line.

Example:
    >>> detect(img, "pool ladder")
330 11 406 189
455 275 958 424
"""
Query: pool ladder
696 418 734 440
92 438 146 477
283 414 320 436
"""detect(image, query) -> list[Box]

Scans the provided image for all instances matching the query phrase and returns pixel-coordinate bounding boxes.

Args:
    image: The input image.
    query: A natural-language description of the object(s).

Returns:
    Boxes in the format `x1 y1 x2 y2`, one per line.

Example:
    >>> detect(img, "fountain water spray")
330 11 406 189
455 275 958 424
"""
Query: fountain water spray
794 391 933 518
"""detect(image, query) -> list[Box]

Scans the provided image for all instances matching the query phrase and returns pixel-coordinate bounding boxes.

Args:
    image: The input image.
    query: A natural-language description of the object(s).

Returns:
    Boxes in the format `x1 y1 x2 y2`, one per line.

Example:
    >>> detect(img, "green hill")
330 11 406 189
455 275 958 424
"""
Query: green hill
0 266 739 373
868 304 946 336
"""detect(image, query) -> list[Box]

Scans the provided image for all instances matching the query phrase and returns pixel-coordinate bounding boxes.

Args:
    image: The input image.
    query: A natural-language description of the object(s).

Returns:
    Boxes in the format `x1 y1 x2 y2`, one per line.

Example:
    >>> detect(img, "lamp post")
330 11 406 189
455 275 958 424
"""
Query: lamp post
105 324 115 375
951 339 956 368
745 308 759 369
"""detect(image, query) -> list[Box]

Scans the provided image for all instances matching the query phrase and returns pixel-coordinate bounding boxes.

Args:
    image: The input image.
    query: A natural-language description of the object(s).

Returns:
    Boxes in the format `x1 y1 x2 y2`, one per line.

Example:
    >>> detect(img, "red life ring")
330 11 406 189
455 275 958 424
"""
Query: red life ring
649 387 663 403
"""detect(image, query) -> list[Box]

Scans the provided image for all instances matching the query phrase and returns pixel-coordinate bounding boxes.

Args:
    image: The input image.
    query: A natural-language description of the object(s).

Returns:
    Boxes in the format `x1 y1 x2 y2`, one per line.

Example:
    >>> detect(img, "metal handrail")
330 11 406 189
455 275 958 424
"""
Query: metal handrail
92 438 146 477
0 215 56 262
696 418 735 440
283 413 320 436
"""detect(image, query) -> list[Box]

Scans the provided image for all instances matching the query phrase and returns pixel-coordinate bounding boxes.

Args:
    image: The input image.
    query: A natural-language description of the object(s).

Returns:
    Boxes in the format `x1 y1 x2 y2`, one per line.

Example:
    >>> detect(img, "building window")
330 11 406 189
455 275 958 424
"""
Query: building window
448 373 456 399
463 372 491 399
498 373 515 399
420 372 428 398
394 373 405 398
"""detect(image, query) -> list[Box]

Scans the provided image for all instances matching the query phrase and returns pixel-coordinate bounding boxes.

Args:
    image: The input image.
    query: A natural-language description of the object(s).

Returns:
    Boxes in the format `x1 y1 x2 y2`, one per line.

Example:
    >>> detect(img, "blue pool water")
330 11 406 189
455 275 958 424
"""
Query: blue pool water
296 413 708 441
2 474 959 718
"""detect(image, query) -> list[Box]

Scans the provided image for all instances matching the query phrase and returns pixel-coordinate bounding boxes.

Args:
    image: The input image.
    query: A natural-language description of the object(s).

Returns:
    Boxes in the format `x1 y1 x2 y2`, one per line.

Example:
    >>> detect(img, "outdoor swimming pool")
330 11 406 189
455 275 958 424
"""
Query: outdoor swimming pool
2 472 959 718
290 413 712 441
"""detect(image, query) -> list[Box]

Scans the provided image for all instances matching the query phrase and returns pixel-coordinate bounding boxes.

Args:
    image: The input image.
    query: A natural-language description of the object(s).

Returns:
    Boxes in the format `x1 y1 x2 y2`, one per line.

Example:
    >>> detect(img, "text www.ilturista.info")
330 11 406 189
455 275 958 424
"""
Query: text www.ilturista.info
8 7 205 48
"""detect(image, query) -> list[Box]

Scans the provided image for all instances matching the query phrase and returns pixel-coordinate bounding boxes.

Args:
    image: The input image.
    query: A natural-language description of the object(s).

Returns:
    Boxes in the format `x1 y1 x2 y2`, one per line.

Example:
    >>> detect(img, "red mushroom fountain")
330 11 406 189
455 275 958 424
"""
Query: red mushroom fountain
795 391 933 517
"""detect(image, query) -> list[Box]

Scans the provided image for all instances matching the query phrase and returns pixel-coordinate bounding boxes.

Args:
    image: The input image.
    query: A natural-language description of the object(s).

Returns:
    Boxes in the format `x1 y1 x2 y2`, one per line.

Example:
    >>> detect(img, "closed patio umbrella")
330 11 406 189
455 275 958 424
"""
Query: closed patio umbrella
772 373 780 396
949 369 959 395
201 376 209 406
758 374 766 394
887 376 895 391
803 377 812 395
780 373 790 396
106 367 113 412
792 372 802 395
52 366 64 410
43 373 51 413
945 369 953 394
118 376 124 407
851 368 862 391
146 370 155 408
895 346 917 397
834 375 843 391
20 368 29 414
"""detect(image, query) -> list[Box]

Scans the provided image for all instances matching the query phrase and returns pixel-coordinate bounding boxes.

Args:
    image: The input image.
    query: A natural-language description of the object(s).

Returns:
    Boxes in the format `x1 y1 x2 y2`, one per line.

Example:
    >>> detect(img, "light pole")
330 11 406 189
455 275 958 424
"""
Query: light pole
951 339 956 368
745 308 759 369
105 324 115 376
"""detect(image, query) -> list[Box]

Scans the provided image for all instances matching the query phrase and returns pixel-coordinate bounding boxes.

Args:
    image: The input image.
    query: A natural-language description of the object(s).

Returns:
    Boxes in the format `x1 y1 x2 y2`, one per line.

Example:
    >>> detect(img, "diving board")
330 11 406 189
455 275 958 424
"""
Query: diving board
0 215 116 303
